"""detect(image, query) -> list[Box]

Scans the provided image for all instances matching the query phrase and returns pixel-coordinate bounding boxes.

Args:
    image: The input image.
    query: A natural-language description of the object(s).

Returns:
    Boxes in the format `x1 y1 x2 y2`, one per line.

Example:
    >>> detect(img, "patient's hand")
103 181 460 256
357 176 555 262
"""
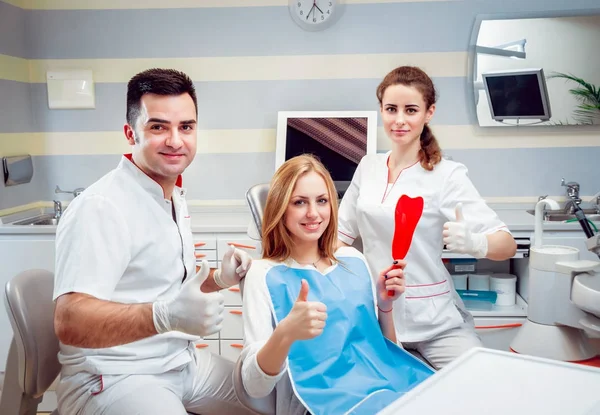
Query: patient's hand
279 279 327 342
376 261 406 310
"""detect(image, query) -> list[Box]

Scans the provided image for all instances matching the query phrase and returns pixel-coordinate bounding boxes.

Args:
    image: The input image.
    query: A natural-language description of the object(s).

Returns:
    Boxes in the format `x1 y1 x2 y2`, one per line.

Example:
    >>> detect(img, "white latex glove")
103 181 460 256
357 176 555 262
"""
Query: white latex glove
213 244 252 289
153 260 225 337
442 203 488 258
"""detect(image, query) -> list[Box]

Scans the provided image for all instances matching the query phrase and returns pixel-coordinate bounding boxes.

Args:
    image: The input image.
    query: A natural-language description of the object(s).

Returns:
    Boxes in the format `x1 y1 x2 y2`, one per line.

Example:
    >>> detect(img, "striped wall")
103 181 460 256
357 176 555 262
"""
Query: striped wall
1 0 600 210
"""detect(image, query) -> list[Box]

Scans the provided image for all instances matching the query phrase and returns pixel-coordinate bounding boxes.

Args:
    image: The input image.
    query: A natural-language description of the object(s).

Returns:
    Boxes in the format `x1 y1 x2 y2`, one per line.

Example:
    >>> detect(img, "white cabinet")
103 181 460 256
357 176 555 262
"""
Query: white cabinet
474 317 526 352
220 340 244 362
0 234 56 372
193 233 218 268
217 232 262 260
194 339 220 356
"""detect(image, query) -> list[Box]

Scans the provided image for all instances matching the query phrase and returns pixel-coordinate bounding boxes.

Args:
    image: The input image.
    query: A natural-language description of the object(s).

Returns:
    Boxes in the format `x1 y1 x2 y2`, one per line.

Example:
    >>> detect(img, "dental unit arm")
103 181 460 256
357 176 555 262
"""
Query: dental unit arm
511 198 600 362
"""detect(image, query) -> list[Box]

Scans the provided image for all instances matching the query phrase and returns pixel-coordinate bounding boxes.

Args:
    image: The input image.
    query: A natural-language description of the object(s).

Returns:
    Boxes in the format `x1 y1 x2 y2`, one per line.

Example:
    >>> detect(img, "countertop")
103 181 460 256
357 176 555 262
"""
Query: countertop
0 202 597 235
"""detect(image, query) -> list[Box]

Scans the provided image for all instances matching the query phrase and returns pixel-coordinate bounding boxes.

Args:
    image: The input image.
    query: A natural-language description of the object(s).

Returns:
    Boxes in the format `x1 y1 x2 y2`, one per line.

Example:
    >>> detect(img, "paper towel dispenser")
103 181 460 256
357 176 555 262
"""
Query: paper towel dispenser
2 155 34 186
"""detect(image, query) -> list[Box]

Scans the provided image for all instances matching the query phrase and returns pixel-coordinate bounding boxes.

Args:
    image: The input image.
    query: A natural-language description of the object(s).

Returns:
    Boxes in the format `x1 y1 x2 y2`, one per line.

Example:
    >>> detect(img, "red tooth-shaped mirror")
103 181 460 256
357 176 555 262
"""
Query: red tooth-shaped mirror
388 195 424 297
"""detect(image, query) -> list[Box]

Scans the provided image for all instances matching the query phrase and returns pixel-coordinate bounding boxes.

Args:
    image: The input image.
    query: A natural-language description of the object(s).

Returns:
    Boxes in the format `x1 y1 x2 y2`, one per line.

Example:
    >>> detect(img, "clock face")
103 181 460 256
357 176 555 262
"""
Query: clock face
289 0 339 31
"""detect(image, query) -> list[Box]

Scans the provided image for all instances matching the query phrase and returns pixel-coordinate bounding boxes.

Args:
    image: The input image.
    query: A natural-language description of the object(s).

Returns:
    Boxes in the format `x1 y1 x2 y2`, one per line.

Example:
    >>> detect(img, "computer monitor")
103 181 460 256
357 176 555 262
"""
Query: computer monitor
275 111 378 197
482 68 552 121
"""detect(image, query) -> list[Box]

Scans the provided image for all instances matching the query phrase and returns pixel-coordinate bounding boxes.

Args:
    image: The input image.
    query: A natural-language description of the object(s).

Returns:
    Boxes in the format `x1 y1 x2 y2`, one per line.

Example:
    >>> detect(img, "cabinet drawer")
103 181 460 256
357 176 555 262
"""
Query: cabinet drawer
221 307 244 339
220 340 244 362
194 339 220 355
217 234 262 259
223 285 242 306
193 234 217 250
474 317 526 352
194 250 217 262
194 261 218 273
203 329 219 340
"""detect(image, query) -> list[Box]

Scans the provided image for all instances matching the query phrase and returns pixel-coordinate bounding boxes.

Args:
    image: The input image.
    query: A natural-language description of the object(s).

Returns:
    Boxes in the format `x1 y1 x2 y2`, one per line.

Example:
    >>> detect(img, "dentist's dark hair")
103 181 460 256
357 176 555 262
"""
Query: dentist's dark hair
126 68 198 134
376 66 442 171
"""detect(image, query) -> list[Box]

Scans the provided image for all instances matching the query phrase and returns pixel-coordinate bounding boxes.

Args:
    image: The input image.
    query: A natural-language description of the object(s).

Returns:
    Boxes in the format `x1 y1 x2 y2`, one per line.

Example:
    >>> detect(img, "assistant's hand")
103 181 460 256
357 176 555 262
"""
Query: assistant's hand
277 279 327 342
213 244 252 289
377 260 406 311
443 203 488 258
152 260 225 337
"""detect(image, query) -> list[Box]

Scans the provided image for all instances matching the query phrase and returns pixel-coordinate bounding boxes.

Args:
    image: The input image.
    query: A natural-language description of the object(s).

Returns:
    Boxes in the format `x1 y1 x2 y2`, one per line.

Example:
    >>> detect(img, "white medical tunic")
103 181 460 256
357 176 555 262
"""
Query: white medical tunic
338 153 509 343
53 155 199 376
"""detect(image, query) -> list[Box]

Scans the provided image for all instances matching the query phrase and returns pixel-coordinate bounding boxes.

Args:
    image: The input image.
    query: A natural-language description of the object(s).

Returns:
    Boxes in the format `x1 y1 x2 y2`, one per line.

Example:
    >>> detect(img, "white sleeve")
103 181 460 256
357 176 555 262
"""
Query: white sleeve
338 157 364 245
53 194 132 301
439 164 510 235
241 262 288 398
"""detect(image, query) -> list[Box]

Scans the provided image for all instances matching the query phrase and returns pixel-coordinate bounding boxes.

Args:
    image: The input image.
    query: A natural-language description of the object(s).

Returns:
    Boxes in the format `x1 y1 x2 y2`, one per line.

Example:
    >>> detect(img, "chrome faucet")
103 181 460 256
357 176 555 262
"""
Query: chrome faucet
55 185 85 198
561 178 582 214
591 191 600 214
54 200 63 219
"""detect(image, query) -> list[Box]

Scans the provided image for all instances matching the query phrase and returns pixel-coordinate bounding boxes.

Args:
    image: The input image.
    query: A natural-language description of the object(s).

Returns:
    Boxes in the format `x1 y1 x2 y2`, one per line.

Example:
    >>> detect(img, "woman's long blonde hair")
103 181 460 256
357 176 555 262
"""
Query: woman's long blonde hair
262 154 339 263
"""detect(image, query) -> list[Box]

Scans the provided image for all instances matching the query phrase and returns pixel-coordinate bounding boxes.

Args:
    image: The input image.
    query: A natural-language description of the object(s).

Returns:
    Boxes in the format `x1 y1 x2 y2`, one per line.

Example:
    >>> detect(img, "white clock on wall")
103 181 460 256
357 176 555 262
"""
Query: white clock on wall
289 0 343 31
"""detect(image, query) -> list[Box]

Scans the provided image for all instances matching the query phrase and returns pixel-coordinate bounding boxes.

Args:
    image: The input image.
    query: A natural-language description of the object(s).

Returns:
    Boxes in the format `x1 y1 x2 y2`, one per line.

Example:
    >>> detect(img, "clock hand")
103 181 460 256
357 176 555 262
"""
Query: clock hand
306 4 315 20
315 4 324 14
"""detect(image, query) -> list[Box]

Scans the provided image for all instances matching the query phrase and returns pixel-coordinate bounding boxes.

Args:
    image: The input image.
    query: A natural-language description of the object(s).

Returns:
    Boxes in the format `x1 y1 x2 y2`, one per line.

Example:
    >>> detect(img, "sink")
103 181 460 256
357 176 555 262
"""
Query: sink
526 209 600 222
11 214 60 226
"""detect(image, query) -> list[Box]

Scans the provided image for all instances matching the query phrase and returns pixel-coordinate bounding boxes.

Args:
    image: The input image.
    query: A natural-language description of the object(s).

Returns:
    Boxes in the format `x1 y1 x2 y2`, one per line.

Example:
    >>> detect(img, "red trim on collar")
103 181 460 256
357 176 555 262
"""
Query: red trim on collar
381 155 419 203
123 153 183 187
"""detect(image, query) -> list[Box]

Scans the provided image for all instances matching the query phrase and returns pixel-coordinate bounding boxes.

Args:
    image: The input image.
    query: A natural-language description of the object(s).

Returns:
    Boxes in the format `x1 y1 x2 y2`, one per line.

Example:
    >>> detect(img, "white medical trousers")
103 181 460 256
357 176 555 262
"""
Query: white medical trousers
403 309 483 370
56 348 255 415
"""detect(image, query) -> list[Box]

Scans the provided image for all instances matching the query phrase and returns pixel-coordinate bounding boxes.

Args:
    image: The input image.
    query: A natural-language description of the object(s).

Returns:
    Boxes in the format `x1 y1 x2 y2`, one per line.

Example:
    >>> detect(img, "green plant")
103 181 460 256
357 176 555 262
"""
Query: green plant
548 72 600 125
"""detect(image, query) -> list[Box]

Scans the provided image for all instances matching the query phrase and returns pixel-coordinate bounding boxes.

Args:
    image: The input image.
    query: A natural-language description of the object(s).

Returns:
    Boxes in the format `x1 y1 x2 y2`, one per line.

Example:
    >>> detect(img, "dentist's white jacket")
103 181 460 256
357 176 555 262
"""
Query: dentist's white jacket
338 152 510 343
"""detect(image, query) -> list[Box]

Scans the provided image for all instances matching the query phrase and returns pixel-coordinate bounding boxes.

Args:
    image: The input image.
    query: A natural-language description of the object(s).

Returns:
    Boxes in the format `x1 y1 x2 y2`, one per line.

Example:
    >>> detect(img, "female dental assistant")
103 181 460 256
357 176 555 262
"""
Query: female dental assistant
337 66 517 369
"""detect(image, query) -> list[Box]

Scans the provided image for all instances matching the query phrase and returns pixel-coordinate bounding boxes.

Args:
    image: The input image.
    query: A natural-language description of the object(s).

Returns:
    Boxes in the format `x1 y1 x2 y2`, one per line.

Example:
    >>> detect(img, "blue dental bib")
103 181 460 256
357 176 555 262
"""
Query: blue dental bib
265 256 434 415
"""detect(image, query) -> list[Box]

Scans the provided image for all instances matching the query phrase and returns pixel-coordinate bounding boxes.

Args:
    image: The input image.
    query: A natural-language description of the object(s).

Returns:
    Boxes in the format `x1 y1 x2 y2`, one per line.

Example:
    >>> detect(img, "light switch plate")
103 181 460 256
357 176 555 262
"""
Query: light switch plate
46 69 95 109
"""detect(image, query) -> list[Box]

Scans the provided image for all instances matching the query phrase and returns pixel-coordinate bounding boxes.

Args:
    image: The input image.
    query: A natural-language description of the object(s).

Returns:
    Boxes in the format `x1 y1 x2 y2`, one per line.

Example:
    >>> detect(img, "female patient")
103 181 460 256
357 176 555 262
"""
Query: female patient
240 154 433 415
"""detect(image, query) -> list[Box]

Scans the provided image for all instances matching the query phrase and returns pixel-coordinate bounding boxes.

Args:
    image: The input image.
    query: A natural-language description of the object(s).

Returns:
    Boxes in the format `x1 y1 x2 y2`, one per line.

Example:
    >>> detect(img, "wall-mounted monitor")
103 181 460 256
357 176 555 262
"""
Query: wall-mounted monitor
275 111 378 196
482 68 552 122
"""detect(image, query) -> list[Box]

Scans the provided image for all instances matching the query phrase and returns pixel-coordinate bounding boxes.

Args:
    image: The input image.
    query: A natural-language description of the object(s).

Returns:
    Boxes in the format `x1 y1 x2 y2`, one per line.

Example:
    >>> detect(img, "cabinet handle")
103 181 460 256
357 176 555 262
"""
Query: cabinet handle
229 310 243 315
195 253 206 258
228 287 240 292
475 323 523 329
195 343 209 348
228 242 256 250
194 242 206 248
230 343 243 349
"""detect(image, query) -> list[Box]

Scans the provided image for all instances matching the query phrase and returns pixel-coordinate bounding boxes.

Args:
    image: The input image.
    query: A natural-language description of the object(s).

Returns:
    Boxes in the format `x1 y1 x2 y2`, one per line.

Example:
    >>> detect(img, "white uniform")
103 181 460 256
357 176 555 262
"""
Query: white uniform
240 247 379 415
338 153 510 368
53 155 251 415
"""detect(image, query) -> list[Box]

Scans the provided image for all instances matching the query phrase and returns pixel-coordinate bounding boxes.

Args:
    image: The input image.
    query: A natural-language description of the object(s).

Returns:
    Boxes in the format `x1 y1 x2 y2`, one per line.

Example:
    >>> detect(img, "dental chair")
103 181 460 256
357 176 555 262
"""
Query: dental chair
246 183 270 239
230 183 277 414
0 269 61 415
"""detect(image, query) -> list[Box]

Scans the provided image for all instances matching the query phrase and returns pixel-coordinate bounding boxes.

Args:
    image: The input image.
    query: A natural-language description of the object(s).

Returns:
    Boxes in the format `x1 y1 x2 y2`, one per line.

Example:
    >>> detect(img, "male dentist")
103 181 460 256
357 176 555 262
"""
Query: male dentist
53 68 253 415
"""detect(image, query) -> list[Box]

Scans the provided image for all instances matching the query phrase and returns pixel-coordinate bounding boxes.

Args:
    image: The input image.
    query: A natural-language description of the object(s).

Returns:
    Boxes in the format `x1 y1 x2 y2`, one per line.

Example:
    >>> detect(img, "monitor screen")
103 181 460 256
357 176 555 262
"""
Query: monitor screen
483 68 551 121
285 117 366 182
275 111 378 196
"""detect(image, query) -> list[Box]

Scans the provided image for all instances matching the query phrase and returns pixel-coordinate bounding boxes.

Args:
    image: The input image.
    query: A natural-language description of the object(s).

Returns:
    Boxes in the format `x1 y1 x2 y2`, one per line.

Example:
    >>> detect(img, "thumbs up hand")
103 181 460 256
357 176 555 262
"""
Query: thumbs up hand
442 203 488 258
278 280 328 342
